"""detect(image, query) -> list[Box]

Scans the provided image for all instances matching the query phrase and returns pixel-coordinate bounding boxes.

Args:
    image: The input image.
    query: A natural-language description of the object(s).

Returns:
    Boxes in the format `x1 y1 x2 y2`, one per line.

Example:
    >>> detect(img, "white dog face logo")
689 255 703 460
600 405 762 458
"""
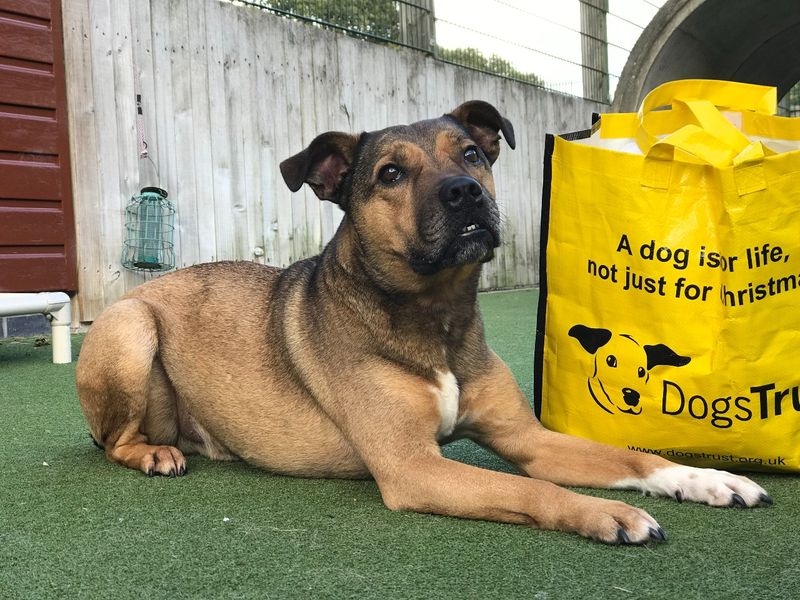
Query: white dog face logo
569 324 691 415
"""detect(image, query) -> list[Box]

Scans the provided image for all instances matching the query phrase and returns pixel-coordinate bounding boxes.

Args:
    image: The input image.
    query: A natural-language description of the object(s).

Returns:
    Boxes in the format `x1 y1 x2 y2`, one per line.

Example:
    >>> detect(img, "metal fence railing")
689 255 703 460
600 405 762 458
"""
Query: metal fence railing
230 0 663 105
779 82 800 117
233 0 435 50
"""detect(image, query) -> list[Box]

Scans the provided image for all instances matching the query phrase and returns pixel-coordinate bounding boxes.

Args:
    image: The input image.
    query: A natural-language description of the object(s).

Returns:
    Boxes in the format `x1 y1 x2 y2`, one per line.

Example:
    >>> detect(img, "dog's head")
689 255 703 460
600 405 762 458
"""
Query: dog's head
279 101 515 293
568 324 691 415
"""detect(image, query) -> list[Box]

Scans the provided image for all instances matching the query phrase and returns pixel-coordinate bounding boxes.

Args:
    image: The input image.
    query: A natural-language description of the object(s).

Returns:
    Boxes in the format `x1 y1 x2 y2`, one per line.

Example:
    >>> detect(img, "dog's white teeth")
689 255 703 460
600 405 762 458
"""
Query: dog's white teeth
462 224 478 233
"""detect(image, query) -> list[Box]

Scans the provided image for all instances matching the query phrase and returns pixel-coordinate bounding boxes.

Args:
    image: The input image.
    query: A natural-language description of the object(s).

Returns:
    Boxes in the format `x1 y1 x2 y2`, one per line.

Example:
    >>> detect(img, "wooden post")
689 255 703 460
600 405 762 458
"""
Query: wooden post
399 0 435 54
580 0 609 103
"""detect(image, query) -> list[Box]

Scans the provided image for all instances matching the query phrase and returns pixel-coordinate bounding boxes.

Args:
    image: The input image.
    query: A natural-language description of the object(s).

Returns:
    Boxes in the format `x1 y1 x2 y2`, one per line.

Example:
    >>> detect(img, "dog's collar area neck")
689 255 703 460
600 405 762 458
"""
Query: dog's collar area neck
331 218 483 304
320 245 480 333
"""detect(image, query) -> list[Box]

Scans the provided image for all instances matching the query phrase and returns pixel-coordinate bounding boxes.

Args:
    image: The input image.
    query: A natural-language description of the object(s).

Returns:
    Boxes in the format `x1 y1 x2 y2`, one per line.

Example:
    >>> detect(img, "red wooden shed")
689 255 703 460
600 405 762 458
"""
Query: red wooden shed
0 0 75 292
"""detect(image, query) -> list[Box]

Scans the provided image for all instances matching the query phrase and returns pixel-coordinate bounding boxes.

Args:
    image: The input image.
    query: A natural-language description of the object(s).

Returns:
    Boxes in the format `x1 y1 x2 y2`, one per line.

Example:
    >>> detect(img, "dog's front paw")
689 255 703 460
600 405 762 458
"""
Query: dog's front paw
569 496 667 545
137 445 188 477
622 465 772 508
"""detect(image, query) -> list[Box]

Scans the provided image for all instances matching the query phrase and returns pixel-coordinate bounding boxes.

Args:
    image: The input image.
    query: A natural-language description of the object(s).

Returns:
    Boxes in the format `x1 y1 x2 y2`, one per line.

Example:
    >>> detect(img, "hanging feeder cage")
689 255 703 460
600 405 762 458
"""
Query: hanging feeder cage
121 187 176 272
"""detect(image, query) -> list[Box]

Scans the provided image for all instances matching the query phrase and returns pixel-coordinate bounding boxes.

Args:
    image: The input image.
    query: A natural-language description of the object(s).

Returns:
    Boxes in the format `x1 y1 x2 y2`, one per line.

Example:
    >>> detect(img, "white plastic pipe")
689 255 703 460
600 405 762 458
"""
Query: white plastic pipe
0 292 72 364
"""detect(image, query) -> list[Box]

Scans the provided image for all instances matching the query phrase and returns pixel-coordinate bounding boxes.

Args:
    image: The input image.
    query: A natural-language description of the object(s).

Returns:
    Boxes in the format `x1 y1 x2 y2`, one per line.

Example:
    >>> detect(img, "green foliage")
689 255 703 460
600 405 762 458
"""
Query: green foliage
259 1 544 87
437 46 544 86
267 0 400 40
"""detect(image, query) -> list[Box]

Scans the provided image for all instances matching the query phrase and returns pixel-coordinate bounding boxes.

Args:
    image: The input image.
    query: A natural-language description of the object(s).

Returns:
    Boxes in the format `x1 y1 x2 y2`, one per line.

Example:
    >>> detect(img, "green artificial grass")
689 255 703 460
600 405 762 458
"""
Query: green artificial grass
1 289 797 599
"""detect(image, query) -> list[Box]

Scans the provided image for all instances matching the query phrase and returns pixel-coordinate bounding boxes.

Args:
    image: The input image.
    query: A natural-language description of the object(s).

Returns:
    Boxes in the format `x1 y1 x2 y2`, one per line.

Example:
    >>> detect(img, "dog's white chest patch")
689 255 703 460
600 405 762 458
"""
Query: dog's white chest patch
433 371 459 438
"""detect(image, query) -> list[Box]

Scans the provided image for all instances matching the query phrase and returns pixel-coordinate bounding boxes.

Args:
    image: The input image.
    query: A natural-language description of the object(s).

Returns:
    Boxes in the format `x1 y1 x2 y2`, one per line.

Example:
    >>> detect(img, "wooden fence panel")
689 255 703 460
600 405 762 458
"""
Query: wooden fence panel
63 0 600 321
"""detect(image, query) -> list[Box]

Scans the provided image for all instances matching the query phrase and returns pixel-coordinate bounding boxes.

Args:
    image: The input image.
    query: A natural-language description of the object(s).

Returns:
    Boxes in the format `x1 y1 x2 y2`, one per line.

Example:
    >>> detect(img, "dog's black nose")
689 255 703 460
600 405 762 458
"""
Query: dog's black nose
439 176 483 211
622 388 640 407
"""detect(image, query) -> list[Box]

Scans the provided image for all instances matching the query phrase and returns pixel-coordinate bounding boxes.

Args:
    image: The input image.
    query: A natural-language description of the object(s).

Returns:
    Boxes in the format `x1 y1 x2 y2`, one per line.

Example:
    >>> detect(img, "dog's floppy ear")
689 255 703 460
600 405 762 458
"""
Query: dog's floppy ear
448 100 516 165
644 344 691 370
569 325 612 355
280 132 360 203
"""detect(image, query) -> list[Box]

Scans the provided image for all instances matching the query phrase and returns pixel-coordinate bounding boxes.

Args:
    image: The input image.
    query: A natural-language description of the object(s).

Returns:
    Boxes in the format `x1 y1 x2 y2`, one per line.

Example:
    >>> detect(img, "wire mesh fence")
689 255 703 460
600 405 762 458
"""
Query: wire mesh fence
234 0 435 50
230 0 664 104
779 83 800 117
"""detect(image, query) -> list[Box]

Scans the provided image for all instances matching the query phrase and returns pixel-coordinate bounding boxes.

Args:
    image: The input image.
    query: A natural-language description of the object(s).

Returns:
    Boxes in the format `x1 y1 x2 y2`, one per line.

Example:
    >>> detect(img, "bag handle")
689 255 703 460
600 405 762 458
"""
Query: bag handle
639 80 777 117
636 80 776 155
643 125 775 192
645 124 737 170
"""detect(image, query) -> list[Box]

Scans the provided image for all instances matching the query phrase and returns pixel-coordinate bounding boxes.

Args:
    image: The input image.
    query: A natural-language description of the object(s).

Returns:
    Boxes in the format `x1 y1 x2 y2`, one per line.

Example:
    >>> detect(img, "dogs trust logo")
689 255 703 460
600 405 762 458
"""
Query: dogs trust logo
569 324 691 415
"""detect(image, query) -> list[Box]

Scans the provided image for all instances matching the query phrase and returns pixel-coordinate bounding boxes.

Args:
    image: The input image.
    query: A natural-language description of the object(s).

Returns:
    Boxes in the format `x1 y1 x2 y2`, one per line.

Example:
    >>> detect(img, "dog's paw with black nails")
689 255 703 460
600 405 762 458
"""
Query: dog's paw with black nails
572 496 668 545
615 465 772 508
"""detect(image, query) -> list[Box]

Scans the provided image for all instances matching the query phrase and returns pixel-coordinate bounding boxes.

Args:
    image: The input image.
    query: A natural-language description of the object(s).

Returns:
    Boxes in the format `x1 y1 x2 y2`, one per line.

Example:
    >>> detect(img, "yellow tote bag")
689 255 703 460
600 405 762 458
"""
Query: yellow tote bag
534 80 800 471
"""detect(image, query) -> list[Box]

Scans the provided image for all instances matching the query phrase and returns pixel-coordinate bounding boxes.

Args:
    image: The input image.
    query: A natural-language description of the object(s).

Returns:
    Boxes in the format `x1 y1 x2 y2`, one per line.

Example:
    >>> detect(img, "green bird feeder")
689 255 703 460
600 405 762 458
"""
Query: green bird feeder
121 187 175 272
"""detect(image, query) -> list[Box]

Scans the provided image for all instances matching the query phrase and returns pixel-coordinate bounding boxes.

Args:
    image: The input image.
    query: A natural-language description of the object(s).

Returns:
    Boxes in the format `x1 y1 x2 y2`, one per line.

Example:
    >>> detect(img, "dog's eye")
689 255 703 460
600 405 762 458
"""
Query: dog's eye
464 146 482 165
378 164 403 184
638 367 646 378
606 355 617 368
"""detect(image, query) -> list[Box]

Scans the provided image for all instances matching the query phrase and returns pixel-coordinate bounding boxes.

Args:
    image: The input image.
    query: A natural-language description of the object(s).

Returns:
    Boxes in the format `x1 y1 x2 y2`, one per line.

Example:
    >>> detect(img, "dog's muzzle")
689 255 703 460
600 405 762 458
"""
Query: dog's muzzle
409 176 500 275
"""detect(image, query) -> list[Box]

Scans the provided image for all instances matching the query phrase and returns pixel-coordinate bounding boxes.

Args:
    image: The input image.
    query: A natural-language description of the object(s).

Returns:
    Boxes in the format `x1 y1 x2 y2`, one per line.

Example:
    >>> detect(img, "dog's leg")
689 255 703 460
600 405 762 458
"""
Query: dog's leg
76 299 187 477
377 450 664 544
461 353 771 508
320 368 663 544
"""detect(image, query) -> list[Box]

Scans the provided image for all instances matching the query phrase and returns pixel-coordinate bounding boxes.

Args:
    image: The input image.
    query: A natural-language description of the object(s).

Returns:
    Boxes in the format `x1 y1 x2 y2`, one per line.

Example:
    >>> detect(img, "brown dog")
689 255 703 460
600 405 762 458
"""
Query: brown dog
76 101 771 544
